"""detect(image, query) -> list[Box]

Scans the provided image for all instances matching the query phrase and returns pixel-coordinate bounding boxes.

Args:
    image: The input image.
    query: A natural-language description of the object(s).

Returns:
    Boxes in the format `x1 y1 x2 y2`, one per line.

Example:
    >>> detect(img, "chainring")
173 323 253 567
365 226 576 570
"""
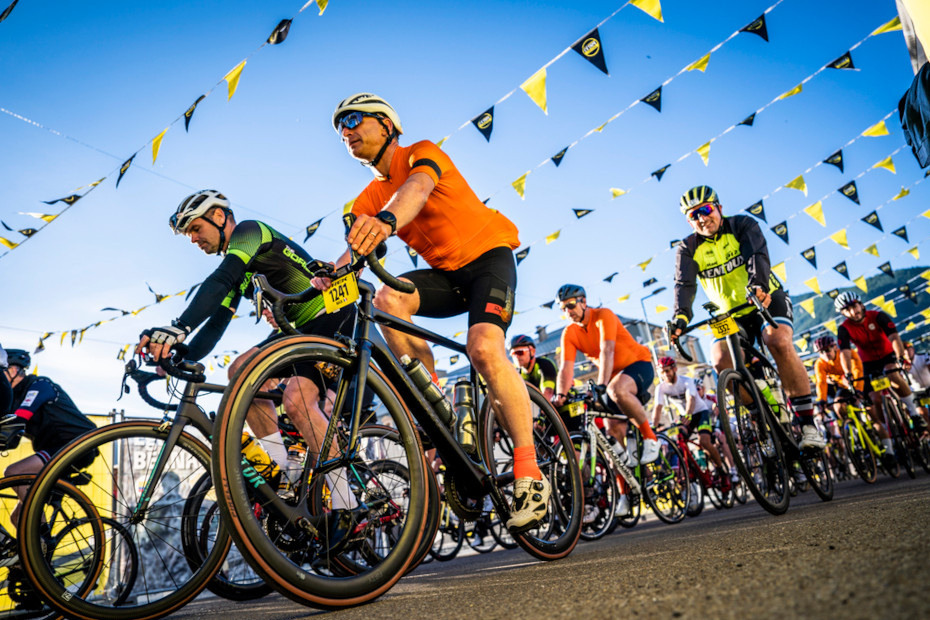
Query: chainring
444 474 483 521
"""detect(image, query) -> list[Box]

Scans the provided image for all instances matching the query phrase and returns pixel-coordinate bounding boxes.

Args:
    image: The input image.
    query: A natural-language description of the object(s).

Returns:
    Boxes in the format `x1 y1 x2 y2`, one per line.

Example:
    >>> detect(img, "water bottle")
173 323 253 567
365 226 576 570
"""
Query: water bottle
453 379 478 455
284 444 307 487
401 355 455 427
696 447 709 470
754 379 786 421
241 433 280 483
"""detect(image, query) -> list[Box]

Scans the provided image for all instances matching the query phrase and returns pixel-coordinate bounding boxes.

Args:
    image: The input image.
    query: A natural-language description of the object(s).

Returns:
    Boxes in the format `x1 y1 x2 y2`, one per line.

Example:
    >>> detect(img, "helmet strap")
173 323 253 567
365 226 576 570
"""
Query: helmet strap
204 208 231 255
363 118 398 171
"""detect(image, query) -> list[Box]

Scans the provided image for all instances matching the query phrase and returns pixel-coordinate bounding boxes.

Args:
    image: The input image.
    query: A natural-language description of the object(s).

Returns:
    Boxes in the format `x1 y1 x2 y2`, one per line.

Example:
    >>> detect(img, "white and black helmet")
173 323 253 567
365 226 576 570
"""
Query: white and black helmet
170 190 230 234
834 291 860 313
332 93 403 134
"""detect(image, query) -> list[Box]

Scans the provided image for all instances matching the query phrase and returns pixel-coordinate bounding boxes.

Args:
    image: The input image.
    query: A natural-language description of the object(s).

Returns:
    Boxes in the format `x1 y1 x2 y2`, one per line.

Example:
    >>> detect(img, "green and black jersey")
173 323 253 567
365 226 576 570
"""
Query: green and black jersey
178 220 327 360
519 356 557 393
673 214 781 322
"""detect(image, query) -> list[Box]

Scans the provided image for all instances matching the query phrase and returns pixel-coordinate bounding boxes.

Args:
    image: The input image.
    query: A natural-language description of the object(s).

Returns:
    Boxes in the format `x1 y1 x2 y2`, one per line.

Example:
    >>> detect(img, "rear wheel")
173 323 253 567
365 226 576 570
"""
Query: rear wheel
640 434 689 524
798 448 834 502
884 397 916 479
718 369 789 516
571 431 618 541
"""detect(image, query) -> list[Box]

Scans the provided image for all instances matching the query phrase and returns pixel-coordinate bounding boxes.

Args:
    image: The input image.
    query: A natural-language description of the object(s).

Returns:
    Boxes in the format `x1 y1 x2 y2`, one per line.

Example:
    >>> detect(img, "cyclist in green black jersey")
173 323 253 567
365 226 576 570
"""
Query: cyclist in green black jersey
509 334 556 401
668 185 824 450
136 190 356 496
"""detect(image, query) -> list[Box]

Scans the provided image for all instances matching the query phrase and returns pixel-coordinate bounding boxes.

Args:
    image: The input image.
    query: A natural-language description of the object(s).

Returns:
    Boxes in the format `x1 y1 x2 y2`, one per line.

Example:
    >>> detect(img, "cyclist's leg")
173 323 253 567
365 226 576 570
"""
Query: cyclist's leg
886 364 923 426
608 362 658 461
695 415 724 470
229 347 290 468
5 453 46 525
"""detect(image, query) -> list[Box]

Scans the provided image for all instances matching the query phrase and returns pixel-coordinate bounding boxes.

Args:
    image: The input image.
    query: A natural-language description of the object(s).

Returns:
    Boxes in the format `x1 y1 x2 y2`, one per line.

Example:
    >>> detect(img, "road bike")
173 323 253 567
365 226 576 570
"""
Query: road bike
870 369 930 477
839 387 897 483
663 422 734 518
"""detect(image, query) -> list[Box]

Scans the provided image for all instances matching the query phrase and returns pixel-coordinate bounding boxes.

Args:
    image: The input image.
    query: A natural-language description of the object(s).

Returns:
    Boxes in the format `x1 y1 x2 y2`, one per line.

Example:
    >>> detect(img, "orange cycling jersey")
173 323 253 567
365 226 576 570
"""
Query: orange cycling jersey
351 141 519 271
561 307 652 375
814 350 863 402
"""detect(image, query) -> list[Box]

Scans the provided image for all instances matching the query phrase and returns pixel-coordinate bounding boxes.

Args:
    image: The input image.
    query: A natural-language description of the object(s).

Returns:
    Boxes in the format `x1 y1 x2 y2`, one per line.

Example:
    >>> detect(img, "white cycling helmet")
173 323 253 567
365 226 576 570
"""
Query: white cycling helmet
170 190 230 234
834 291 860 313
332 93 403 134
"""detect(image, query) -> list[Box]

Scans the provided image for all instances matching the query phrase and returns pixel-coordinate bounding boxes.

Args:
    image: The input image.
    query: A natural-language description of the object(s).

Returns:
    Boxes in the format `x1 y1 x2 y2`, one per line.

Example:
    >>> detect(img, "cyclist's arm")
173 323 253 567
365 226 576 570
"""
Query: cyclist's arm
185 302 236 361
652 402 664 428
597 339 616 386
814 361 829 402
176 254 247 331
537 357 558 401
10 377 56 421
556 333 577 399
732 215 772 292
672 241 698 323
850 351 864 388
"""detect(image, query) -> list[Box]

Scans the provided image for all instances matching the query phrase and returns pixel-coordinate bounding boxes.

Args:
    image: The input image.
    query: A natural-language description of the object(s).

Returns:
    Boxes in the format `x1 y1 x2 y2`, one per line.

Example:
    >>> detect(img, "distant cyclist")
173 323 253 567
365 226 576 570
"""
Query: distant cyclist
834 292 926 437
669 185 824 450
553 284 660 466
509 334 556 401
813 335 862 418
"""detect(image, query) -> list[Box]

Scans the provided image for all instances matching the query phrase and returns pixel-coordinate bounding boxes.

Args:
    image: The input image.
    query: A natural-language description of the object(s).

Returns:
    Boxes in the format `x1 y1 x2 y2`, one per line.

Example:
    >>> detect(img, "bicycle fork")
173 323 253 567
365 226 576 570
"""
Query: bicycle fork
588 424 641 499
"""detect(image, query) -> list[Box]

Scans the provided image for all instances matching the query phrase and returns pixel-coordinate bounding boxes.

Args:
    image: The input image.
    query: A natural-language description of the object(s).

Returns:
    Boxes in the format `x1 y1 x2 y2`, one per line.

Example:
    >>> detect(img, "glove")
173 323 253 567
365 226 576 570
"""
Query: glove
148 321 191 348
844 373 857 391
670 315 688 336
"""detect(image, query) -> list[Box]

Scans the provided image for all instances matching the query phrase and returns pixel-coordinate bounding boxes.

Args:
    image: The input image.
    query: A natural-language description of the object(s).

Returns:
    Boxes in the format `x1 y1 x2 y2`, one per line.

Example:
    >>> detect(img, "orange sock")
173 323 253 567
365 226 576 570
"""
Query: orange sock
513 446 542 480
638 420 657 441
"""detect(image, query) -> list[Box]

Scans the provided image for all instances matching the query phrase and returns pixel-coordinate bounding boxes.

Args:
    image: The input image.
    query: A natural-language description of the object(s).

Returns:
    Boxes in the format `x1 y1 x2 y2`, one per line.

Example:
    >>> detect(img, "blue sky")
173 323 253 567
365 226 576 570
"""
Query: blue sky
1 0 925 414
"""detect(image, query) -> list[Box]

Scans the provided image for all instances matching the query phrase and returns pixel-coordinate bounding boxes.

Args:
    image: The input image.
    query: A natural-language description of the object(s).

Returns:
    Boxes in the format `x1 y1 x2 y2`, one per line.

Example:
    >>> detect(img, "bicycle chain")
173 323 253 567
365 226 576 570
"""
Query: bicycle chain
444 474 483 521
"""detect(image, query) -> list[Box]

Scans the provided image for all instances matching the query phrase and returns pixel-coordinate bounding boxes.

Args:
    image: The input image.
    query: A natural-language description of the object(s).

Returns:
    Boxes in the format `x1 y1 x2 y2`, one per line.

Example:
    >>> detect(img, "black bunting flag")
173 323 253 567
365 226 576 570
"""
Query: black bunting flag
670 239 681 249
643 277 658 288
770 221 789 245
604 272 618 283
892 226 908 242
70 330 78 347
827 289 841 300
147 283 169 303
43 194 81 206
878 262 894 278
515 247 530 265
551 147 568 167
101 307 131 316
641 86 662 112
0 0 19 24
541 301 555 310
745 200 766 222
18 228 37 237
738 112 756 127
899 285 918 303
184 95 206 132
741 14 769 41
35 337 47 354
839 180 859 204
833 261 850 280
801 247 817 268
827 51 855 70
449 355 460 365
267 19 292 45
1 221 11 232
303 218 322 242
571 27 609 75
471 107 494 142
406 245 418 267
861 211 882 231
116 154 135 188
824 149 844 172
573 208 593 219
651 164 670 181
185 283 201 301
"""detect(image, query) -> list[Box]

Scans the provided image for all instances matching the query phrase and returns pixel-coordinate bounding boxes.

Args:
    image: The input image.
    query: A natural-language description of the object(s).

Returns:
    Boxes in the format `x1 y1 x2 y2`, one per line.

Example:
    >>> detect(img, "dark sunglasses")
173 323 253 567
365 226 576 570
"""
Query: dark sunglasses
337 111 380 131
687 204 716 221
560 300 579 311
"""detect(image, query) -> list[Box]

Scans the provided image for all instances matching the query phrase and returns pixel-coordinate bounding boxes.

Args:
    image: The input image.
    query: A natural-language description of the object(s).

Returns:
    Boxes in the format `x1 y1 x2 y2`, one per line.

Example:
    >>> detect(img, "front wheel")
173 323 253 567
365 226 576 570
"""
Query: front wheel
797 447 834 502
718 369 789 516
640 434 690 524
570 431 618 541
885 397 916 479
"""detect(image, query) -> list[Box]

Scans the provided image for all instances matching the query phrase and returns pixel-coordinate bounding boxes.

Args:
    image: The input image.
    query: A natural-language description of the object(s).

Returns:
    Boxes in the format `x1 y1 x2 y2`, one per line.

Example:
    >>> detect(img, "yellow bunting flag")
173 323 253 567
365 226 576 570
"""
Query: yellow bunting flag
795 337 809 352
224 60 247 100
905 322 918 332
610 187 627 199
829 229 849 249
0 238 18 249
824 319 838 335
907 247 920 260
803 201 825 226
436 137 447 148
922 308 930 321
22 213 57 223
861 120 890 137
655 305 668 314
316 0 328 15
923 208 930 219
686 53 711 72
152 128 168 164
696 141 711 166
631 0 664 22
784 174 807 195
512 172 529 199
617 294 630 303
594 121 608 133
800 298 816 317
892 187 910 200
342 198 355 215
872 155 895 173
853 275 868 292
870 296 897 318
804 277 821 296
545 230 560 244
863 243 879 257
453 331 464 338
520 68 548 114
871 16 902 36
771 262 787 282
777 84 803 100
638 257 653 271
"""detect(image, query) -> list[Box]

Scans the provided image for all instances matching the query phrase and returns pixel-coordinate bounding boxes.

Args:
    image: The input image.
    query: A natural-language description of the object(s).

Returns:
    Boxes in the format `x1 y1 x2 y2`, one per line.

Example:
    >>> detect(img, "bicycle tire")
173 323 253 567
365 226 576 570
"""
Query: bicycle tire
732 476 748 504
212 336 427 609
797 447 834 502
478 382 582 560
686 479 705 517
20 422 226 620
570 431 618 541
641 434 690 524
181 472 273 601
487 488 519 549
884 396 916 479
465 514 498 554
428 502 464 561
718 369 790 516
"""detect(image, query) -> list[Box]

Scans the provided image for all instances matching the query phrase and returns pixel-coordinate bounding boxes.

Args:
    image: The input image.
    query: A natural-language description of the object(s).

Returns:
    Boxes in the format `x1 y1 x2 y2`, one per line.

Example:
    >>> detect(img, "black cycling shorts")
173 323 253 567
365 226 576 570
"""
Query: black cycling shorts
618 360 655 407
727 289 794 346
862 353 897 393
825 384 854 403
402 247 516 332
681 409 713 438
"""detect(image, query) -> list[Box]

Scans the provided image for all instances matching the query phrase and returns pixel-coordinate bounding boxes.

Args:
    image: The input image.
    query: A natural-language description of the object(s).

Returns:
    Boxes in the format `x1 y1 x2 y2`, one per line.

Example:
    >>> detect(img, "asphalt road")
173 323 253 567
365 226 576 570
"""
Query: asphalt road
173 472 930 619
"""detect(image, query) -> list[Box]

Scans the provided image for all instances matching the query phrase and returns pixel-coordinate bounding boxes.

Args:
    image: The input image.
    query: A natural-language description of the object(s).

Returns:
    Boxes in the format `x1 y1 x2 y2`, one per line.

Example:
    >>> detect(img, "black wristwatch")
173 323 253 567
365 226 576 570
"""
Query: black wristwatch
376 211 397 236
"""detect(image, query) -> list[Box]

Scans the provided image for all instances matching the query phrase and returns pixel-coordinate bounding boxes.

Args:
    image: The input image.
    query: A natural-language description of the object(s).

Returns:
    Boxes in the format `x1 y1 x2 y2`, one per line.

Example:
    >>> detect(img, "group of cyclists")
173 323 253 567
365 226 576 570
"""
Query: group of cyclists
2 92 929 612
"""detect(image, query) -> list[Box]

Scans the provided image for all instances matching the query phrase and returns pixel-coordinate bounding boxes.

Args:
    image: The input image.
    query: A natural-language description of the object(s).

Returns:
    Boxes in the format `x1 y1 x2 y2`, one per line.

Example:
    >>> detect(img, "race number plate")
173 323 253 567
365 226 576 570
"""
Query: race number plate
709 316 738 339
563 401 585 418
870 376 891 392
323 273 359 314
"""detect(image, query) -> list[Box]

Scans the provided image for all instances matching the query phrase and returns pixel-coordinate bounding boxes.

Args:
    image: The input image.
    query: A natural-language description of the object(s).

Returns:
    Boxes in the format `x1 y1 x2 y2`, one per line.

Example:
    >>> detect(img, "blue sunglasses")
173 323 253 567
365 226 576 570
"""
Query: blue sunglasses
336 111 381 132
687 204 716 221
